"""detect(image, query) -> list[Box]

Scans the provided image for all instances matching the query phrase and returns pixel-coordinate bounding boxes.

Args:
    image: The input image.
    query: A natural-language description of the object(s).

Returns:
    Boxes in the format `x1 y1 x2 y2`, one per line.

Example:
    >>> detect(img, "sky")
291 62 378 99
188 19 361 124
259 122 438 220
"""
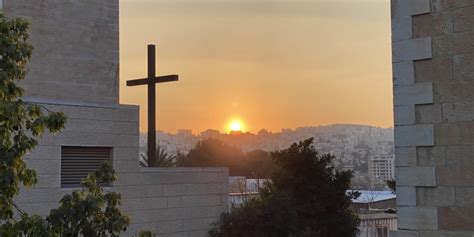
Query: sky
120 0 392 134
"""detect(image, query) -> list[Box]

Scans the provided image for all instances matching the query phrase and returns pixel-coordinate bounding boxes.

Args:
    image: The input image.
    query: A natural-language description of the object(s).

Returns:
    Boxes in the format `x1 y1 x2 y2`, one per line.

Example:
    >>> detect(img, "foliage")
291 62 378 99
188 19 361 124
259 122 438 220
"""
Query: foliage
179 138 274 178
209 138 360 237
0 162 131 237
0 12 67 220
181 139 242 167
386 179 396 193
46 162 130 237
140 146 176 167
174 151 187 167
134 230 156 237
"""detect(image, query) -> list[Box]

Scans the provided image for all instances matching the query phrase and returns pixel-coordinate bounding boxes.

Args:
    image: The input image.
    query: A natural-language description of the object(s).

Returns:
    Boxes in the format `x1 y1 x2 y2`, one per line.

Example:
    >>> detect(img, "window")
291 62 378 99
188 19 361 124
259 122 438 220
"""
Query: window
376 226 388 237
61 146 112 188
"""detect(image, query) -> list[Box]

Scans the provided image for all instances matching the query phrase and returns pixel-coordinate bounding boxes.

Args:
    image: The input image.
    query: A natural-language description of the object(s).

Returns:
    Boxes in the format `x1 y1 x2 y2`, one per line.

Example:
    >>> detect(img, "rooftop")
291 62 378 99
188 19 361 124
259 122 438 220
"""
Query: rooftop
351 190 396 204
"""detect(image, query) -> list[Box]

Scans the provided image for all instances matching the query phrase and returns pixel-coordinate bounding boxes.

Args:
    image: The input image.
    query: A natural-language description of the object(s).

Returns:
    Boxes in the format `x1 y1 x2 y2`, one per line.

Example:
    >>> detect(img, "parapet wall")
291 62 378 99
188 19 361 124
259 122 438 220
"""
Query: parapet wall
118 168 228 236
392 0 474 236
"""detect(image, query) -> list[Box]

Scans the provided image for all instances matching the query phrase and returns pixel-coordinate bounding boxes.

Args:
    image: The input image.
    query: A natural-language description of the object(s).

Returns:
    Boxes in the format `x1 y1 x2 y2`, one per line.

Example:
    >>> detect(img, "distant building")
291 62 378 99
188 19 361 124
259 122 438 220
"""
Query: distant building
358 213 397 237
229 130 243 136
351 190 397 237
228 177 268 208
257 129 271 136
368 155 395 184
351 190 396 213
141 124 394 188
200 129 221 139
177 129 193 136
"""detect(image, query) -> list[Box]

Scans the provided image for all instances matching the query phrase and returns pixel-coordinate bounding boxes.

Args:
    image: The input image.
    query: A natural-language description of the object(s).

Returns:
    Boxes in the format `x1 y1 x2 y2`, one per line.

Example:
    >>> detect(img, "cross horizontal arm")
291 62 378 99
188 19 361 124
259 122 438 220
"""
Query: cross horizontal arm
126 74 179 86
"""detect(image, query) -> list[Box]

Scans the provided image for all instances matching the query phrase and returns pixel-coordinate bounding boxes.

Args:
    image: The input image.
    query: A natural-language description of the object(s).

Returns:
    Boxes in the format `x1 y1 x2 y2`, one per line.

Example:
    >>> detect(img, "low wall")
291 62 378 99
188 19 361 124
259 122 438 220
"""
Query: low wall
118 168 229 236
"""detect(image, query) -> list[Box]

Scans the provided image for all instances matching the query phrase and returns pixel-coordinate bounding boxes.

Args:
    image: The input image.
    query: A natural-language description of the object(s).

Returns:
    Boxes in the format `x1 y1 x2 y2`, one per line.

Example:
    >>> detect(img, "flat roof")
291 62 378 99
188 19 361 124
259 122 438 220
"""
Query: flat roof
350 190 396 204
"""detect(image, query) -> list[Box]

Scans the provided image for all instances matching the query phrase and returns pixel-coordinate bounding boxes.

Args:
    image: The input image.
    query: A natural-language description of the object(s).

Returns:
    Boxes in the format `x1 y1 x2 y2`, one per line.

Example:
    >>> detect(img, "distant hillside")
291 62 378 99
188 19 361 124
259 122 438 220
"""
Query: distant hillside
140 124 393 153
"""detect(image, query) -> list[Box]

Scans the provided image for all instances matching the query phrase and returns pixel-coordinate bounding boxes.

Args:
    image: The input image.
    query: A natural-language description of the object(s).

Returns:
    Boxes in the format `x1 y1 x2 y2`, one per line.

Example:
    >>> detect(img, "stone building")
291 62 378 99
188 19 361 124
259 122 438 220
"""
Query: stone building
3 0 228 236
392 0 474 236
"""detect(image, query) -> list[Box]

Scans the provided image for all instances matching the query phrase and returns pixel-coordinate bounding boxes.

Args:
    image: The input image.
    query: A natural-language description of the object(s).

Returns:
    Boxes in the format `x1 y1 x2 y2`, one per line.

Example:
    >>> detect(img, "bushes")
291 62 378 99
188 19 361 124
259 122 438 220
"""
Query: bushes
209 138 360 237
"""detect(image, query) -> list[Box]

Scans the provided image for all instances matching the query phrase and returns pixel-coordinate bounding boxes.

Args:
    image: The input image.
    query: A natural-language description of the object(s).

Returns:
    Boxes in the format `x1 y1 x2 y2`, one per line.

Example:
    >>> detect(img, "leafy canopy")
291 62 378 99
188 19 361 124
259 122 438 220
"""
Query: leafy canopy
179 138 274 178
210 138 360 237
0 12 67 220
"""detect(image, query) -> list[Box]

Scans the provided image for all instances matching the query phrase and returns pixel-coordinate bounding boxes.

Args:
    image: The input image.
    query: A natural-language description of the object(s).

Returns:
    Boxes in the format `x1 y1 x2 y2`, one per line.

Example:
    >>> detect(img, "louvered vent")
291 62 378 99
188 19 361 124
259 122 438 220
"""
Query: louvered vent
61 147 112 188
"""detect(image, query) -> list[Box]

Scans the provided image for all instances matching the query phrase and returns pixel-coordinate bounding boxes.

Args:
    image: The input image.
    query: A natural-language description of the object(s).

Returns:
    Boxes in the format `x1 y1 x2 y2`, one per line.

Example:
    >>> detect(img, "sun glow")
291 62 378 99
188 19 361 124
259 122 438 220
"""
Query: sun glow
228 119 245 133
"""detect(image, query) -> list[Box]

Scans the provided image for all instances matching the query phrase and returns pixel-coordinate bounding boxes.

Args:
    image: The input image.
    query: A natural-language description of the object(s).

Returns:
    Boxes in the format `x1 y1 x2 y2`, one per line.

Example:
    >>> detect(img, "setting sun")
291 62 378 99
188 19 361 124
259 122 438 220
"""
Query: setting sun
228 119 245 133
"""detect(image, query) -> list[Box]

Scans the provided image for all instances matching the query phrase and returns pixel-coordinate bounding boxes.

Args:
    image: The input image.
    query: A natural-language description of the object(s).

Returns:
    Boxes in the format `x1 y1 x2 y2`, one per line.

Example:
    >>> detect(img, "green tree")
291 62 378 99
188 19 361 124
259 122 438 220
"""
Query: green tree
183 138 243 168
0 162 131 237
209 138 360 237
46 162 130 237
386 179 396 193
0 12 67 220
140 146 177 167
180 138 273 178
242 150 273 179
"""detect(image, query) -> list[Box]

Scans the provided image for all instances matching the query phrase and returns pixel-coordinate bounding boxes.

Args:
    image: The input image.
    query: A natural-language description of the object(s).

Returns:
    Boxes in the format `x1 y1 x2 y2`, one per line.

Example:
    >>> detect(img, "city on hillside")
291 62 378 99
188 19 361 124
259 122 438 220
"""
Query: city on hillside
140 124 394 190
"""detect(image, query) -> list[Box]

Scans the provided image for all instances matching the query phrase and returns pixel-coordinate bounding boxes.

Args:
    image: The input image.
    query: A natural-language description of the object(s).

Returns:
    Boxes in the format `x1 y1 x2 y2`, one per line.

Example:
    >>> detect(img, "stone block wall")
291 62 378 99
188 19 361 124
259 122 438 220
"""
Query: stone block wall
17 104 141 216
18 104 229 237
392 0 474 236
5 0 120 106
120 168 228 236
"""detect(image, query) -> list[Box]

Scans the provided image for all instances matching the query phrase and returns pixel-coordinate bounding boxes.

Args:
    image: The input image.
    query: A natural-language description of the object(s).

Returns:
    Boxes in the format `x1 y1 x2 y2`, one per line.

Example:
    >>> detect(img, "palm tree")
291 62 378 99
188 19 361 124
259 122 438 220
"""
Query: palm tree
139 146 176 167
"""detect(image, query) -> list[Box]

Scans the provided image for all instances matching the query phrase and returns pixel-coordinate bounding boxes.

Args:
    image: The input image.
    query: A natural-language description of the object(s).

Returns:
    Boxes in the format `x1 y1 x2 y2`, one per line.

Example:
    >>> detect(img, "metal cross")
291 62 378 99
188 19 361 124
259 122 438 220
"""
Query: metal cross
126 44 178 167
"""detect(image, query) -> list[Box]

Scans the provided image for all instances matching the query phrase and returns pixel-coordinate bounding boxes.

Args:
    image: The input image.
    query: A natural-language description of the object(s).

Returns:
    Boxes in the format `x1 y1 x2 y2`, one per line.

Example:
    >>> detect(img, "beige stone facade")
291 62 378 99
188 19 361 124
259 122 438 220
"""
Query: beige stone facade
392 0 474 236
4 0 228 236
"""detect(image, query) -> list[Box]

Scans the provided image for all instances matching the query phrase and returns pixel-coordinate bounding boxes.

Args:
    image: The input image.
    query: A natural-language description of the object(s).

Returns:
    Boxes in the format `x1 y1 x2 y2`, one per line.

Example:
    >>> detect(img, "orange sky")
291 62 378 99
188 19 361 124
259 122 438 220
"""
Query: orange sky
119 0 393 134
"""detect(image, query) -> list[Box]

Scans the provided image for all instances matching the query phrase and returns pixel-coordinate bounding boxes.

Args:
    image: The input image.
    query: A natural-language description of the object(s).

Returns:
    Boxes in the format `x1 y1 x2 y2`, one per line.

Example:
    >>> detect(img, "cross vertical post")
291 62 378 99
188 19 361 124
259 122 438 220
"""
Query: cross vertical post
147 45 157 167
126 44 179 167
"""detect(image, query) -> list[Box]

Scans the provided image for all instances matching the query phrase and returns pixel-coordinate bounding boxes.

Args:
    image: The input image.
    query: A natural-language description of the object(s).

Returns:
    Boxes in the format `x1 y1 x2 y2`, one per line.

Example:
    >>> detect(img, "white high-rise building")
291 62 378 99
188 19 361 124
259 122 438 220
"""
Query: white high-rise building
368 155 395 183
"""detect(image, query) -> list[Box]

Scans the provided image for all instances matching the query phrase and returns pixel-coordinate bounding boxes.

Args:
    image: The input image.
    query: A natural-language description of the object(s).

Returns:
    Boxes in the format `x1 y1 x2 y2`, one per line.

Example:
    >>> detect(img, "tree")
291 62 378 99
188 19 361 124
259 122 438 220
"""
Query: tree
241 150 273 179
46 162 130 237
180 138 273 178
182 138 243 168
0 162 131 237
139 146 176 167
386 179 396 193
209 138 360 237
0 12 67 221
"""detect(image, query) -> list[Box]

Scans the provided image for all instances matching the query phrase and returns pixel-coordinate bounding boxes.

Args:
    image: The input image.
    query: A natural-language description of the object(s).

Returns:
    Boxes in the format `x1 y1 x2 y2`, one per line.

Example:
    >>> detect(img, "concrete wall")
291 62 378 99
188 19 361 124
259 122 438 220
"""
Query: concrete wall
5 0 229 236
392 0 474 236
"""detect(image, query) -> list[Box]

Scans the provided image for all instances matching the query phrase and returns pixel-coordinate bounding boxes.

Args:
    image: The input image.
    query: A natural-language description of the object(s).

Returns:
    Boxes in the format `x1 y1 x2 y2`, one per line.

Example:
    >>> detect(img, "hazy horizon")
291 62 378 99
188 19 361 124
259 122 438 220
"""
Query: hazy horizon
120 0 393 133
140 123 394 136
